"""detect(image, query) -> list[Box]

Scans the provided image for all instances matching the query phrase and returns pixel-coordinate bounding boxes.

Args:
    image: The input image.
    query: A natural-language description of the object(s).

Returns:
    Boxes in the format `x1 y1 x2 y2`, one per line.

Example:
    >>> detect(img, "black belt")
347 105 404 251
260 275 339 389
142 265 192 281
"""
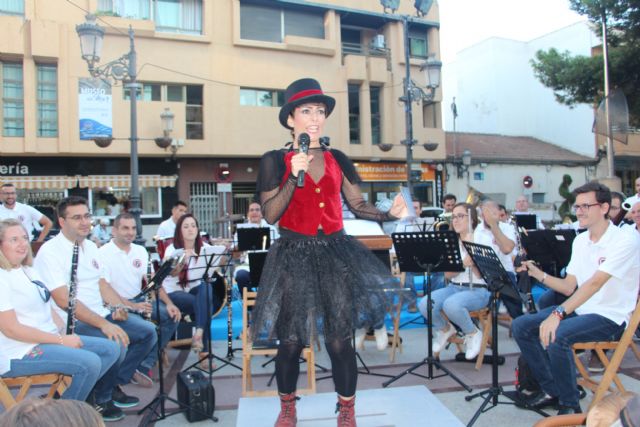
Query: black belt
451 282 488 289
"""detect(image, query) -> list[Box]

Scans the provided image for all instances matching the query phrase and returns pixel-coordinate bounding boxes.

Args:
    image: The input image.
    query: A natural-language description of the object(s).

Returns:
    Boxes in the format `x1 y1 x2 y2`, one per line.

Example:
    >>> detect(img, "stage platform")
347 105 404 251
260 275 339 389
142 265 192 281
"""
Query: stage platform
236 385 465 427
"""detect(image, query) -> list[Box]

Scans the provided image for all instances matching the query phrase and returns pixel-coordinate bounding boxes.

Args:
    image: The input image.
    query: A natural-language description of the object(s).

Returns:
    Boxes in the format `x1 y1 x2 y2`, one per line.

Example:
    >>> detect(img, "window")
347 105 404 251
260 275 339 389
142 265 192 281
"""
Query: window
123 83 161 101
370 86 381 145
2 63 24 137
422 103 440 129
409 27 428 58
240 3 324 43
239 88 284 107
91 187 161 218
97 0 150 19
186 85 203 140
341 28 362 55
532 193 545 204
155 0 202 35
36 64 57 137
348 84 360 145
0 0 24 16
167 84 184 102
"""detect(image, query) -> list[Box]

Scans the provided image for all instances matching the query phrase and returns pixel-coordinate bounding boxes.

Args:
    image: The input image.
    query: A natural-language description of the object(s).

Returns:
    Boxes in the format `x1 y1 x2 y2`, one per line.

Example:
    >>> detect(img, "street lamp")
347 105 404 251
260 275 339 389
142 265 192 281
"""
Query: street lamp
77 14 145 244
456 149 472 179
380 1 442 197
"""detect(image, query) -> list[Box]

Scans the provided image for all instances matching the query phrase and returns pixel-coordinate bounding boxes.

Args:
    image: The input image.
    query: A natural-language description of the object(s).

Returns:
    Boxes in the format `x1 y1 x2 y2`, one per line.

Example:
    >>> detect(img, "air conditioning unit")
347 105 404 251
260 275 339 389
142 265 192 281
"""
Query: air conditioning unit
371 34 385 50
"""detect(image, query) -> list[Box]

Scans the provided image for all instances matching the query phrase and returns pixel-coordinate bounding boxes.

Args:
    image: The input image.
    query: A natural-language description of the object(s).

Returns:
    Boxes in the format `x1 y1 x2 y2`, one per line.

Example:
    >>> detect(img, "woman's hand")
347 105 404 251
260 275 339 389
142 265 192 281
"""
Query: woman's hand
61 334 83 348
290 152 314 178
389 193 409 219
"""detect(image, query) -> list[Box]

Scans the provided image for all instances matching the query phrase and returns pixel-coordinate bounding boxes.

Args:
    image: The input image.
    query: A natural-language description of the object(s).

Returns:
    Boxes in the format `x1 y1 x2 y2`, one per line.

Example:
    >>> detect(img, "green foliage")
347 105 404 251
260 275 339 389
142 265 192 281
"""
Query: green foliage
558 174 576 221
530 0 640 125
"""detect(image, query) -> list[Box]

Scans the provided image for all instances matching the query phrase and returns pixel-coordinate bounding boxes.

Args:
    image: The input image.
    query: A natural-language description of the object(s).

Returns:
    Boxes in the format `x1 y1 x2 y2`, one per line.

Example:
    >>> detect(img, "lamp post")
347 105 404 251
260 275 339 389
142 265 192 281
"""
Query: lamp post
77 14 145 244
379 3 441 197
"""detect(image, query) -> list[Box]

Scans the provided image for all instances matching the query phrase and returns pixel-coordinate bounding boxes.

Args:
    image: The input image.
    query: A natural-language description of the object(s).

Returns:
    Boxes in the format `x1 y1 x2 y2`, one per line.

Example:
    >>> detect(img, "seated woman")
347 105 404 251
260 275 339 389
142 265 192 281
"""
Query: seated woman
417 202 489 360
162 214 224 358
0 219 120 402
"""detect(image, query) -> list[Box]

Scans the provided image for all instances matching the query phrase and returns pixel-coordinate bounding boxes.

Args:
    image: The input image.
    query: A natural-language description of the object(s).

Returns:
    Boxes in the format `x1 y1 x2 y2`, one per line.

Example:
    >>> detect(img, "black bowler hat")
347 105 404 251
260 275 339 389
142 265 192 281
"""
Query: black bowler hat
278 78 335 129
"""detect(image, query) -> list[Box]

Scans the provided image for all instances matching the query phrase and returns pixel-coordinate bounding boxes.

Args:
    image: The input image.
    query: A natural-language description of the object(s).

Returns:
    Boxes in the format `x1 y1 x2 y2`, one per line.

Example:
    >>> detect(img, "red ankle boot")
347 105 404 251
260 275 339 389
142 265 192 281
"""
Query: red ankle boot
274 393 297 427
336 396 356 427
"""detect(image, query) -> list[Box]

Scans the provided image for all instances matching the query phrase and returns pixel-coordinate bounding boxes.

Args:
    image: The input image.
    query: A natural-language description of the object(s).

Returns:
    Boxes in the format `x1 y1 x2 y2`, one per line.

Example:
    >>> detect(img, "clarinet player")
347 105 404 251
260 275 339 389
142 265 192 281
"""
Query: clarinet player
100 213 181 388
34 197 156 421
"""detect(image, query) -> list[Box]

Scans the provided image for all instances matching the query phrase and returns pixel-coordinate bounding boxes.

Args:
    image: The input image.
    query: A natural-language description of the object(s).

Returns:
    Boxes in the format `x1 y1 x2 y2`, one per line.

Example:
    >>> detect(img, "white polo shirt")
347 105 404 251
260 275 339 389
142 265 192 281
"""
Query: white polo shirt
0 202 44 240
156 217 177 239
162 243 226 294
473 221 517 273
99 240 149 300
34 232 110 322
566 223 640 325
0 266 58 374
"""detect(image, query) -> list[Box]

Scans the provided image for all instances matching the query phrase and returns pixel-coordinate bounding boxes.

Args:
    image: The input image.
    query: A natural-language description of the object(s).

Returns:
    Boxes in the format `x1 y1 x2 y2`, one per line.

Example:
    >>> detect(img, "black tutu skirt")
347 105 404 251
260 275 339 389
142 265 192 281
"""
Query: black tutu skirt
250 228 396 345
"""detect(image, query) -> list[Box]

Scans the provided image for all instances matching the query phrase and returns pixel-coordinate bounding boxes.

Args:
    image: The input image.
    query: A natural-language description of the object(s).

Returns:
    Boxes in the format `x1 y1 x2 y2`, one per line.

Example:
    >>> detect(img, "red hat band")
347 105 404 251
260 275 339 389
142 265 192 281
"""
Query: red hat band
288 89 324 103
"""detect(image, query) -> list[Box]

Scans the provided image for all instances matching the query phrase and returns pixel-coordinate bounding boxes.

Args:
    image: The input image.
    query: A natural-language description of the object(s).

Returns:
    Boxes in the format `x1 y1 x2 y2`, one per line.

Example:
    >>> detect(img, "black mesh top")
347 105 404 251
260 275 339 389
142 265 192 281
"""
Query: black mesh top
256 147 396 225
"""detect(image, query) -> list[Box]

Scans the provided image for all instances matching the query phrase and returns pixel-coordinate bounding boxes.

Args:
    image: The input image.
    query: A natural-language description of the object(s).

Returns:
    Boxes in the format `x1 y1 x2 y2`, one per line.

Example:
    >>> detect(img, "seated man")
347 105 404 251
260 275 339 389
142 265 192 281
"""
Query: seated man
99 213 181 387
34 197 157 420
513 182 640 415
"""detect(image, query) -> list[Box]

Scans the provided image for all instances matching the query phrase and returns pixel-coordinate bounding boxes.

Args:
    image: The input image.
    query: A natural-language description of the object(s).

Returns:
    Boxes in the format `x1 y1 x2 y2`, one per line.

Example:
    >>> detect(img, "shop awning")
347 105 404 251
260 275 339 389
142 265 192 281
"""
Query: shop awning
78 175 177 188
0 175 79 190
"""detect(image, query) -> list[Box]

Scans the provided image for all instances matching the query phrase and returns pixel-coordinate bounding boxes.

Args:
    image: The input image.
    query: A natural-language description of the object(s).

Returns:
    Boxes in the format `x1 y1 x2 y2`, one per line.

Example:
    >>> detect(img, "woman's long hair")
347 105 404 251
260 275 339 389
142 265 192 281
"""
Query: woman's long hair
172 214 204 288
0 219 34 270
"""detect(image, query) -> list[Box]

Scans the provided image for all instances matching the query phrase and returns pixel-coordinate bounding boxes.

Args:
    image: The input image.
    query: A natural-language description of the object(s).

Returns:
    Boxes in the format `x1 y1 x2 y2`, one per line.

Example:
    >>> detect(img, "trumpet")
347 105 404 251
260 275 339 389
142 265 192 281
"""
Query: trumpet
434 212 451 231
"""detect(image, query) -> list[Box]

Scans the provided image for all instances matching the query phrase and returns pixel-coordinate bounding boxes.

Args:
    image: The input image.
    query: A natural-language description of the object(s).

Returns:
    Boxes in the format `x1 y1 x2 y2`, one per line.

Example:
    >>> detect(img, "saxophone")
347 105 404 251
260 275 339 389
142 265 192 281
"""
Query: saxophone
66 242 80 335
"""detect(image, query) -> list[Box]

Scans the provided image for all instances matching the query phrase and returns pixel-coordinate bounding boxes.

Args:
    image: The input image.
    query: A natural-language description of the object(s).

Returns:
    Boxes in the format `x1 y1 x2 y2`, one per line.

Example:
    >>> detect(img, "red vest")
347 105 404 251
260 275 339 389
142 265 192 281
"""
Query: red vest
278 150 344 236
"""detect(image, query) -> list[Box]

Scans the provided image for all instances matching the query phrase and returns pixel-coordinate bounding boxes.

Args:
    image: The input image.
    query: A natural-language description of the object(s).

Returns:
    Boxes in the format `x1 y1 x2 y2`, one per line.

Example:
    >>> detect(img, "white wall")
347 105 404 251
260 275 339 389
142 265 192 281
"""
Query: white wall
443 22 599 157
444 162 597 221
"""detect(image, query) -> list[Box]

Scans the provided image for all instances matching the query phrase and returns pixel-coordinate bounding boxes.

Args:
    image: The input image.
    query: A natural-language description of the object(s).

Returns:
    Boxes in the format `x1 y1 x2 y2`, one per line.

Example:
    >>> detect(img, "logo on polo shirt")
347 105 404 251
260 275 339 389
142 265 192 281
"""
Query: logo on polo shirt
133 259 142 268
19 215 25 222
92 259 100 270
598 257 606 265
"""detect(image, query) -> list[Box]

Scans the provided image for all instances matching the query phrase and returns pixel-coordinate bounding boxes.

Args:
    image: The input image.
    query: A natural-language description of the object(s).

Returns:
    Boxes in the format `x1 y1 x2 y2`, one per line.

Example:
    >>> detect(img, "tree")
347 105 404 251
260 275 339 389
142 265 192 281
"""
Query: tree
530 0 640 126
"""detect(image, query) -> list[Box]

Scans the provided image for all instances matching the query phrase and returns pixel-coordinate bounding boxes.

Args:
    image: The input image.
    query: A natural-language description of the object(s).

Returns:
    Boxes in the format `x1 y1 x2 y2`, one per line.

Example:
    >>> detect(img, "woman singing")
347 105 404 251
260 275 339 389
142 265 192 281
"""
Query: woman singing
0 219 120 403
252 78 407 427
162 214 223 361
417 202 489 360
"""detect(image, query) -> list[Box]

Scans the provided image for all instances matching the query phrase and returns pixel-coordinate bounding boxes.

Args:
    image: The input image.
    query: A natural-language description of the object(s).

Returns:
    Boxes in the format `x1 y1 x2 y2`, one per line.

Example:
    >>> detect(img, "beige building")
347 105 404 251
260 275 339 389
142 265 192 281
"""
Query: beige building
0 0 445 240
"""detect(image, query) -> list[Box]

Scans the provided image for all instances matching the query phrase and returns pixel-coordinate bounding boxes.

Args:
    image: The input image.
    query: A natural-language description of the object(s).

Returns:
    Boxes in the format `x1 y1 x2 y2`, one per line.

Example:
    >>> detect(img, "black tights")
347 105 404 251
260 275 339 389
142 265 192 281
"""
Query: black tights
275 337 357 396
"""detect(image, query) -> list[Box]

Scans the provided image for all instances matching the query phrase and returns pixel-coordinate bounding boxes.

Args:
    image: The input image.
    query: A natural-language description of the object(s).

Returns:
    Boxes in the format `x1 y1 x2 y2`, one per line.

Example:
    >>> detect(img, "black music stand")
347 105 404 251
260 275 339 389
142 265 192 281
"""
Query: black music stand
248 251 267 289
520 230 575 277
136 255 218 425
514 214 537 230
237 227 271 252
462 242 548 426
182 249 242 375
382 231 471 391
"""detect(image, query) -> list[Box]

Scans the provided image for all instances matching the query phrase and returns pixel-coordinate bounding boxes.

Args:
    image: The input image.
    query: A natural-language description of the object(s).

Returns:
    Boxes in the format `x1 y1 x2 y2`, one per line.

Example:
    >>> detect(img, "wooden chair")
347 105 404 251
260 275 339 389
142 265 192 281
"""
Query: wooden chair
241 291 316 397
0 374 68 410
571 298 640 410
439 307 492 370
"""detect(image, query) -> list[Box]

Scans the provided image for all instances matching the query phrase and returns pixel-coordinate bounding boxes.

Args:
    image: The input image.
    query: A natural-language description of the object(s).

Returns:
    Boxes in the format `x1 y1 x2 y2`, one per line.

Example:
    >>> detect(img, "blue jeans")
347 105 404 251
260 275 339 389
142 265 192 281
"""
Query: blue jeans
3 336 120 402
405 272 445 302
169 282 221 352
418 284 490 334
75 312 156 389
512 306 625 407
130 296 179 371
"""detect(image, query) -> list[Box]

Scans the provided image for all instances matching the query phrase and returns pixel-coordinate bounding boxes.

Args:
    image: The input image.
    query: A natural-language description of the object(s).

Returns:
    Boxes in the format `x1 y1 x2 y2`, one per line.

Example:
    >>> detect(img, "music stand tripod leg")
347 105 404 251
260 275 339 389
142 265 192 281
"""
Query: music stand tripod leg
383 267 472 391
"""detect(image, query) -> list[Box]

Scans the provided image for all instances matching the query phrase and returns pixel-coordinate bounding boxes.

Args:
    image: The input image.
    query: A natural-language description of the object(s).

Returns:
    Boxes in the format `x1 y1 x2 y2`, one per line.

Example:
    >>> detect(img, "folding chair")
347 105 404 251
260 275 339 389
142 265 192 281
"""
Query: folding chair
0 374 68 410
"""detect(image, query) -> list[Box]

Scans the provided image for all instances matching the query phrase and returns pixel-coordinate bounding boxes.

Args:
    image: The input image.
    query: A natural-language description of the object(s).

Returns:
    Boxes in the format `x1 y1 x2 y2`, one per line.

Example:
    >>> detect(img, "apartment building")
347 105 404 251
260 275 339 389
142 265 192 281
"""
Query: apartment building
0 0 445 239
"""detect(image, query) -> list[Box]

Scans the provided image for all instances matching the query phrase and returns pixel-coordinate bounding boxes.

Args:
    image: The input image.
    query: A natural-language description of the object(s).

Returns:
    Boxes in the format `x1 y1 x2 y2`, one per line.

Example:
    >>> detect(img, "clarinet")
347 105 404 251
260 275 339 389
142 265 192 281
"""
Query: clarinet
511 217 537 314
66 242 80 335
143 257 153 321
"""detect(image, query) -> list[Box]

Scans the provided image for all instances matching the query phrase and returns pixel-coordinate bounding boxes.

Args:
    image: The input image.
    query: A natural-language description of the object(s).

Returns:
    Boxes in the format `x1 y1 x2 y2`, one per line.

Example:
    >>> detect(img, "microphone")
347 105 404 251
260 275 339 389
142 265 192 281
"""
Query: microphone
297 133 310 188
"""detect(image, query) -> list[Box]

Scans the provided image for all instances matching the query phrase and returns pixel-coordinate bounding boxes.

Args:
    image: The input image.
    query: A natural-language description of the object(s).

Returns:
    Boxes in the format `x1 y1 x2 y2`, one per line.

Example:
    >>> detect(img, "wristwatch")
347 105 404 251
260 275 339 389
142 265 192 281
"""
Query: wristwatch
551 305 566 320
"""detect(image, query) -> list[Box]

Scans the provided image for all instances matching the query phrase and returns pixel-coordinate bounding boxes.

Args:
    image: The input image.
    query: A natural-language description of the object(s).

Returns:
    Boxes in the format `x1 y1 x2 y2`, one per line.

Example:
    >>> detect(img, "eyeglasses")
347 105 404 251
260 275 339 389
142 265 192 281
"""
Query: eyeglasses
609 206 621 211
65 213 93 222
32 279 51 303
572 203 601 213
451 214 469 221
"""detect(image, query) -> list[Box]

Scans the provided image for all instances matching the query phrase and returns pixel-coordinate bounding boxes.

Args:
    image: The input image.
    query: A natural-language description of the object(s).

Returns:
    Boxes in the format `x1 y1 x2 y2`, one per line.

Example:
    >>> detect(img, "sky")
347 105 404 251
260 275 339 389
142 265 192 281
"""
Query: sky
438 0 588 63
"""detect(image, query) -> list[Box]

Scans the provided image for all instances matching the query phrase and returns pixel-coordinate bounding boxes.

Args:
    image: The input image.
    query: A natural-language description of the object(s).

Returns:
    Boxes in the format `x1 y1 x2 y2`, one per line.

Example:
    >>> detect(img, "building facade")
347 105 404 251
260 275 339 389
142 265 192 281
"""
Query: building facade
0 0 446 242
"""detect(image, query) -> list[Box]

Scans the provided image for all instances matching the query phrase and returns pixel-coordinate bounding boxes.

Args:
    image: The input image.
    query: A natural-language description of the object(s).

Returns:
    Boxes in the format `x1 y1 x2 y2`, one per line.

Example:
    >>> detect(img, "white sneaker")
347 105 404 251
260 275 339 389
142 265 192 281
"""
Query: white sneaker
374 326 388 351
464 328 483 360
432 326 456 353
354 328 366 349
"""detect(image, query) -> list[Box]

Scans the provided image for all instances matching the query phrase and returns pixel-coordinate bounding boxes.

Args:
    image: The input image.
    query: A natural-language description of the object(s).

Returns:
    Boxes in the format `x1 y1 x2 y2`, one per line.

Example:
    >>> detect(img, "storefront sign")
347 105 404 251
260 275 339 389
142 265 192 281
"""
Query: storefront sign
355 162 435 182
79 78 112 140
0 162 29 175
